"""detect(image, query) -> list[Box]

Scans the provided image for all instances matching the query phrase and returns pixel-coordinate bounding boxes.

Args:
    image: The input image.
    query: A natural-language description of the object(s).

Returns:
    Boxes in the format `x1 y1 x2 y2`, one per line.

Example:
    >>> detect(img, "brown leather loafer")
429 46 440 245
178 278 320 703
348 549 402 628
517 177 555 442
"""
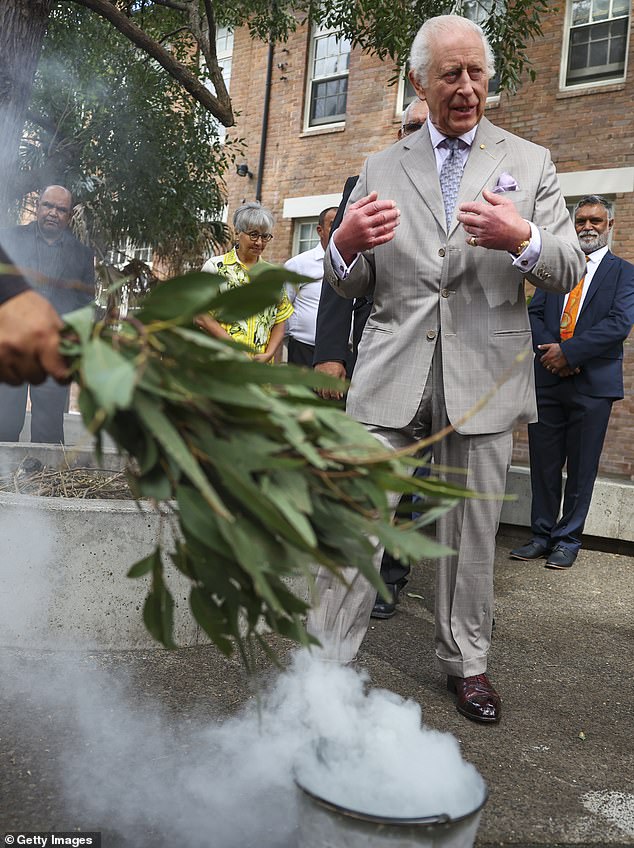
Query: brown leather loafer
447 674 501 724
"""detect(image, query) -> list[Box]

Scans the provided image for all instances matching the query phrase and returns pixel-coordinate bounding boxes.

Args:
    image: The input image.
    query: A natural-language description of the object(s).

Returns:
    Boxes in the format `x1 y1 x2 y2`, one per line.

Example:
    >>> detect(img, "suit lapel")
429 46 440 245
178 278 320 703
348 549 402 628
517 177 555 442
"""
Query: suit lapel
400 128 446 232
450 118 506 237
400 117 507 236
579 252 613 317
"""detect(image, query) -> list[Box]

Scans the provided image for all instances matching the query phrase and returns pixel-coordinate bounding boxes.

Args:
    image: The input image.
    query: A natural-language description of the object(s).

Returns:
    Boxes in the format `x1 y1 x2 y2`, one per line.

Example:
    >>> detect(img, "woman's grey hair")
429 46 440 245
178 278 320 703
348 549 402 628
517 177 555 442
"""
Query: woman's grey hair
409 14 496 88
233 201 275 234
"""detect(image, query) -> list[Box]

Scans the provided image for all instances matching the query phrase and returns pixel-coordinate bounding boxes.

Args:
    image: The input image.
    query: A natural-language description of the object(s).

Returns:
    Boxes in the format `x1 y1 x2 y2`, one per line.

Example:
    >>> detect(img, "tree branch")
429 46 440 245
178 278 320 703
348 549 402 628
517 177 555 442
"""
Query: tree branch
70 0 234 126
150 0 189 11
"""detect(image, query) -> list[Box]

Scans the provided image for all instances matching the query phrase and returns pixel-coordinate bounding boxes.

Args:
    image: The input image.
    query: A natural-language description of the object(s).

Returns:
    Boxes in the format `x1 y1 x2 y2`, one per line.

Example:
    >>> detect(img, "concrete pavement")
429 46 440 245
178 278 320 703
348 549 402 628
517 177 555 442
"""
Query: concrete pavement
0 526 632 847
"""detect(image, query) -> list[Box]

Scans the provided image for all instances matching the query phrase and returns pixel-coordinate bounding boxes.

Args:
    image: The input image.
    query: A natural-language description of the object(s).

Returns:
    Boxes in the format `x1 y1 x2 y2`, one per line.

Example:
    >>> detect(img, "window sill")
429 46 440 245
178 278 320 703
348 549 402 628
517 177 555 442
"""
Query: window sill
556 80 626 99
299 124 346 138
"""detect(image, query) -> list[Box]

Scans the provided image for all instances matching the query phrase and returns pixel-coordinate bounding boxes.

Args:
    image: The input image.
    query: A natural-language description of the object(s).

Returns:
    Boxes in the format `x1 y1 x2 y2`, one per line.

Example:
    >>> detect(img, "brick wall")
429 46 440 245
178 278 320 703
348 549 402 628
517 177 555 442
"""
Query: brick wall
224 9 634 480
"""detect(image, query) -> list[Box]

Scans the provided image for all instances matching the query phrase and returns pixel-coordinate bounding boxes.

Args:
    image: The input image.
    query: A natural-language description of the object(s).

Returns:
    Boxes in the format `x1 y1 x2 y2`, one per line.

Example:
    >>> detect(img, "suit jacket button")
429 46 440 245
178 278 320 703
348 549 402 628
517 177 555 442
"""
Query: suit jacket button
441 288 450 298
438 248 446 257
426 330 437 340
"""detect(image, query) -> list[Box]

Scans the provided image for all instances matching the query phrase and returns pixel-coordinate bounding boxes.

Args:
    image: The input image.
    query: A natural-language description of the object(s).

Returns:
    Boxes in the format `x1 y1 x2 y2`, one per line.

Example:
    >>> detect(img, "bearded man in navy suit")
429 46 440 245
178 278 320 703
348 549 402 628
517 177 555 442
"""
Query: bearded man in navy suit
511 195 634 569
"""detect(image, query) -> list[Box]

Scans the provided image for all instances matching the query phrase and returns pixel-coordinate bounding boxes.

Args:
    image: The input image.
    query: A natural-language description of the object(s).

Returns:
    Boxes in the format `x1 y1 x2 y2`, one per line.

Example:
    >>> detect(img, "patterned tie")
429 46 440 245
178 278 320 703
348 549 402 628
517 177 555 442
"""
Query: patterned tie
560 257 589 340
439 138 464 230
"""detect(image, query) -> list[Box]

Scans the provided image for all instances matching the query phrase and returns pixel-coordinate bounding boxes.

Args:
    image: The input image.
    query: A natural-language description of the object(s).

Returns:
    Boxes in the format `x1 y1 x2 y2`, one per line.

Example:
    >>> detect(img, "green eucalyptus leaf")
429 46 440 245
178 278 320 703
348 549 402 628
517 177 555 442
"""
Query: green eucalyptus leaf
81 337 136 415
190 588 234 656
127 548 160 578
134 392 230 518
135 271 223 323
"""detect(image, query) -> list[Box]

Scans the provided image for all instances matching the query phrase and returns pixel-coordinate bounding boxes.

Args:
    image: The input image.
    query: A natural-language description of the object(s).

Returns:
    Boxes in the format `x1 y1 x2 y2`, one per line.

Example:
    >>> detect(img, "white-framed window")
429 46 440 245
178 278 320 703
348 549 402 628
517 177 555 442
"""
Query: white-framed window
212 26 234 142
292 219 320 255
562 0 630 87
305 24 351 129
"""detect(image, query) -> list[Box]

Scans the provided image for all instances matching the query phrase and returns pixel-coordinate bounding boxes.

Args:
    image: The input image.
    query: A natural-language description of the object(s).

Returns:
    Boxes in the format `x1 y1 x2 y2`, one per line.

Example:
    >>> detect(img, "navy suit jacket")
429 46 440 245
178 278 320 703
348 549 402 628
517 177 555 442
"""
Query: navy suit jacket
528 250 634 400
313 176 372 376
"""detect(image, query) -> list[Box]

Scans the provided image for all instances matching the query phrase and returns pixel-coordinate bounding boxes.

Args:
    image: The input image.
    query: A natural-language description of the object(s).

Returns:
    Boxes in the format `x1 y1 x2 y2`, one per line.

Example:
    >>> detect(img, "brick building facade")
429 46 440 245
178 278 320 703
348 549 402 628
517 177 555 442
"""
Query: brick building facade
218 4 634 480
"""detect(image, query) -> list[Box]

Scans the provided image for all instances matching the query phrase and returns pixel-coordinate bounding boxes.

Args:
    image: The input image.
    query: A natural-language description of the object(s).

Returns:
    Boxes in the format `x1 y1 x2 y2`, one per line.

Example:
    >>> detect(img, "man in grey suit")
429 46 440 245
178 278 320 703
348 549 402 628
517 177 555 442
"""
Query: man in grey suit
306 14 585 723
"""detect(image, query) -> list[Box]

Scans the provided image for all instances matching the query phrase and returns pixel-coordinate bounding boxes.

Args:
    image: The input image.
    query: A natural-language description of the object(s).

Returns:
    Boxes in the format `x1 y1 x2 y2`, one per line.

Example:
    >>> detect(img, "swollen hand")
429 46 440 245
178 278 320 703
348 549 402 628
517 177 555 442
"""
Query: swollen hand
333 192 400 265
458 188 530 252
0 290 67 385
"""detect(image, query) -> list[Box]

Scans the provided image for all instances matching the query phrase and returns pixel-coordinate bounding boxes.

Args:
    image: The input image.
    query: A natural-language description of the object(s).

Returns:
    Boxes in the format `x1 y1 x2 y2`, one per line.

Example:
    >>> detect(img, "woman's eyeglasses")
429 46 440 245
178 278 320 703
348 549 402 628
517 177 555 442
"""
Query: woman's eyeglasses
246 231 273 243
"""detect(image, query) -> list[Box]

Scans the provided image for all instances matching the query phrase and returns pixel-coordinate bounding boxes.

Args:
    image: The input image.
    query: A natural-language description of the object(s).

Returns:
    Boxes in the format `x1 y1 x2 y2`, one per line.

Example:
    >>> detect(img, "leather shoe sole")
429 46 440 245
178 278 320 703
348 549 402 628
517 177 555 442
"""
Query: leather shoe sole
545 546 577 569
509 540 550 560
447 674 501 723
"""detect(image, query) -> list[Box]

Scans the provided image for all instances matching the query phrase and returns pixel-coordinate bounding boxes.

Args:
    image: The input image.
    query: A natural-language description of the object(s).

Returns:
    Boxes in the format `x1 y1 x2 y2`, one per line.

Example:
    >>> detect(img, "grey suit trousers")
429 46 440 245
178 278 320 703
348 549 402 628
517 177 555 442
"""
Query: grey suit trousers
306 343 513 676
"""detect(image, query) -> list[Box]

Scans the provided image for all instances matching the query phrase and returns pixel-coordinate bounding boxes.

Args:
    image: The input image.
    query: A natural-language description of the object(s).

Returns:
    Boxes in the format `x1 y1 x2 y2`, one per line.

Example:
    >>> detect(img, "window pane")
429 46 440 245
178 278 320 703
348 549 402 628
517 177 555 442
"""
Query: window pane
569 43 588 70
612 0 629 15
593 0 610 21
296 221 319 254
609 32 626 63
589 38 609 65
572 0 591 25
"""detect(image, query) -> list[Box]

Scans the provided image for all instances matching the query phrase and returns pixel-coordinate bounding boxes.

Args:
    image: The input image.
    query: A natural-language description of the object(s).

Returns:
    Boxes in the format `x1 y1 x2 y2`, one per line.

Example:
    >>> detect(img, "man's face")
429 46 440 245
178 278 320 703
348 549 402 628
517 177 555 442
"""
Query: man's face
409 29 488 137
575 203 613 254
317 208 337 249
37 188 72 239
399 99 429 138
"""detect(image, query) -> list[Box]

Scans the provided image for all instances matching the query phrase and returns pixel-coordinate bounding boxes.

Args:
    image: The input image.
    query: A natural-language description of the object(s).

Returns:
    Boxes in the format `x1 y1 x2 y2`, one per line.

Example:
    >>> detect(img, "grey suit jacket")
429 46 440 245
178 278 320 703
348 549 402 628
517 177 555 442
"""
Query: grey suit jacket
324 117 586 435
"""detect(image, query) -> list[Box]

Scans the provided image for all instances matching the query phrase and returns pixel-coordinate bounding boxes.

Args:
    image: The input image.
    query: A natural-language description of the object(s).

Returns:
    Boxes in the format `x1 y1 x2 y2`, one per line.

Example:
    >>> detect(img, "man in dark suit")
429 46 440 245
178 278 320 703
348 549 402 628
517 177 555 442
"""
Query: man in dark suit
313 98 430 395
0 185 94 443
313 99 430 619
511 195 634 569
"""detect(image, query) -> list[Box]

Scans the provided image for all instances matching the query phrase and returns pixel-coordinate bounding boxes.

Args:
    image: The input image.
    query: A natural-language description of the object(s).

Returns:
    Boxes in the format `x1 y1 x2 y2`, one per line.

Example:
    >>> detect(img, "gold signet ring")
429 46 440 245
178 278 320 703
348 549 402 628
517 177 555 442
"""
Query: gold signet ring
469 236 478 247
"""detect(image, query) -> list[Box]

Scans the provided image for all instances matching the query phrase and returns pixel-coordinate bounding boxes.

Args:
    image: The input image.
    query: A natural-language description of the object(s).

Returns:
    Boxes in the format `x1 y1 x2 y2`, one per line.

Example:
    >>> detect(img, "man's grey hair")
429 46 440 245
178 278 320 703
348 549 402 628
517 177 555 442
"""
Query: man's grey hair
409 14 496 88
400 100 419 128
574 195 613 218
232 201 275 234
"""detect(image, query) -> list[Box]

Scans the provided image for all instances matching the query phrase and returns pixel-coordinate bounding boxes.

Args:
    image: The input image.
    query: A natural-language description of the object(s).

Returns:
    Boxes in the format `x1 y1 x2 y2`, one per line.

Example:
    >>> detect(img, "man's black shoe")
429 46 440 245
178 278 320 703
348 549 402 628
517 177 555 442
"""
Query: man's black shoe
545 545 577 569
509 540 550 561
371 580 407 619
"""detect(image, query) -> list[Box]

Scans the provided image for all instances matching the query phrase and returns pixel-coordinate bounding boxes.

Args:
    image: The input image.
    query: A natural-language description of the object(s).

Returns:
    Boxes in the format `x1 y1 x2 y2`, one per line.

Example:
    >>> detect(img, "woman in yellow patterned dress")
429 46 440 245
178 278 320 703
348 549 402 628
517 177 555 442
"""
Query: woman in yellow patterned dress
197 202 293 363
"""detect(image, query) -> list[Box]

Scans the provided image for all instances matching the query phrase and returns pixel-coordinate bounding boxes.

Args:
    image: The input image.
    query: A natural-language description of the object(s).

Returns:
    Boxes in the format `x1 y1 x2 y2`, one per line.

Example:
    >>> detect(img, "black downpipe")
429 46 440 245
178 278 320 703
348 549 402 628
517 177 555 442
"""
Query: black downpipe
256 36 275 202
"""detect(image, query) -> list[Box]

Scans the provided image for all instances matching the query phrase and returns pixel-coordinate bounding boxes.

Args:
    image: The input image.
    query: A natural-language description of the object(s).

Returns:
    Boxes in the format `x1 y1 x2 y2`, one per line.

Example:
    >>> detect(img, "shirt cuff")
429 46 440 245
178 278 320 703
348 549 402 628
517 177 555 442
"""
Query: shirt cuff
510 221 541 271
329 238 361 280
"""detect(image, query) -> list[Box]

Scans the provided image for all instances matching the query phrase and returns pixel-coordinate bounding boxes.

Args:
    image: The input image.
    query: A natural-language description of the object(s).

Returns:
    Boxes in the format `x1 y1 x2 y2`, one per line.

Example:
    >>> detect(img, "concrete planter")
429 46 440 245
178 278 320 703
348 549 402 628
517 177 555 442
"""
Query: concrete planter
0 442 199 650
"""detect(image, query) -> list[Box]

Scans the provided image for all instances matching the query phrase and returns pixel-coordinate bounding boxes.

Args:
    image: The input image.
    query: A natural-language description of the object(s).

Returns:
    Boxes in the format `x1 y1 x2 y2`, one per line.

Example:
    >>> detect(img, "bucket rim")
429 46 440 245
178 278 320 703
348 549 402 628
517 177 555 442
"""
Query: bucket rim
293 772 489 827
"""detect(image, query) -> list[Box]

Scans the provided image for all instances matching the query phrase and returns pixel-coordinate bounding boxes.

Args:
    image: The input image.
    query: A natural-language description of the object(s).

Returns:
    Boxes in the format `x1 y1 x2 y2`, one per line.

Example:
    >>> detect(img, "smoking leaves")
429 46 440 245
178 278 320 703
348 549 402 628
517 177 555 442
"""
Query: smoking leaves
62 265 467 661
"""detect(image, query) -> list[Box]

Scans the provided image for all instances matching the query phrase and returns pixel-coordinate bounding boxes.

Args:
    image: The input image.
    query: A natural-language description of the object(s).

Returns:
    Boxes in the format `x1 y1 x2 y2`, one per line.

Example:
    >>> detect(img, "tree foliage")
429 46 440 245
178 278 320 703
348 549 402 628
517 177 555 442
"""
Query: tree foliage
22 5 239 270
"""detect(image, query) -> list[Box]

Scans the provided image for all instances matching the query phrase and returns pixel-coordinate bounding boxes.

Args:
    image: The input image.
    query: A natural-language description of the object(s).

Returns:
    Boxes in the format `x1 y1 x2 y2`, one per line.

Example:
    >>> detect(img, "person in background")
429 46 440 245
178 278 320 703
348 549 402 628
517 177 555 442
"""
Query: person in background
284 206 338 367
313 98 430 395
197 201 293 363
0 244 67 386
307 14 585 724
0 186 94 444
312 98 430 619
511 195 634 569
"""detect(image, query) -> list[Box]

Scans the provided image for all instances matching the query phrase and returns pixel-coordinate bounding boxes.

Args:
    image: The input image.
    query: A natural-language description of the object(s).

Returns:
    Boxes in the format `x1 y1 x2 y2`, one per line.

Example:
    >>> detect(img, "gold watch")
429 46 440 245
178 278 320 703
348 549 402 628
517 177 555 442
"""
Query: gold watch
513 238 530 256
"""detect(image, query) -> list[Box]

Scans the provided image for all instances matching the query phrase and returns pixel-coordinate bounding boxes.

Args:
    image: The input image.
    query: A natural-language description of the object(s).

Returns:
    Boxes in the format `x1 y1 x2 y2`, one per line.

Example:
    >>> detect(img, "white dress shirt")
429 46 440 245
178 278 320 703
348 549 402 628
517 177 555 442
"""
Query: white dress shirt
562 244 608 316
284 242 325 346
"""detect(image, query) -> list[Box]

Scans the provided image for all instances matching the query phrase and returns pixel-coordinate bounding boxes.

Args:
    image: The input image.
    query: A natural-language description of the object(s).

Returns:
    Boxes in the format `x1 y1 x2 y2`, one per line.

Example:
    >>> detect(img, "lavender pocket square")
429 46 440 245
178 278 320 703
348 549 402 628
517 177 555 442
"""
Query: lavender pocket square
491 173 519 193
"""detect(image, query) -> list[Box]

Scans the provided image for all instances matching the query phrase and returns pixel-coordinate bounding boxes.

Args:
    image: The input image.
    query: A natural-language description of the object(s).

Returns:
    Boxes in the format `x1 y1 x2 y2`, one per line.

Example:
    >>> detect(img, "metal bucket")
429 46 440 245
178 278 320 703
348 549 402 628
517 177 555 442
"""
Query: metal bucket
295 775 487 848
